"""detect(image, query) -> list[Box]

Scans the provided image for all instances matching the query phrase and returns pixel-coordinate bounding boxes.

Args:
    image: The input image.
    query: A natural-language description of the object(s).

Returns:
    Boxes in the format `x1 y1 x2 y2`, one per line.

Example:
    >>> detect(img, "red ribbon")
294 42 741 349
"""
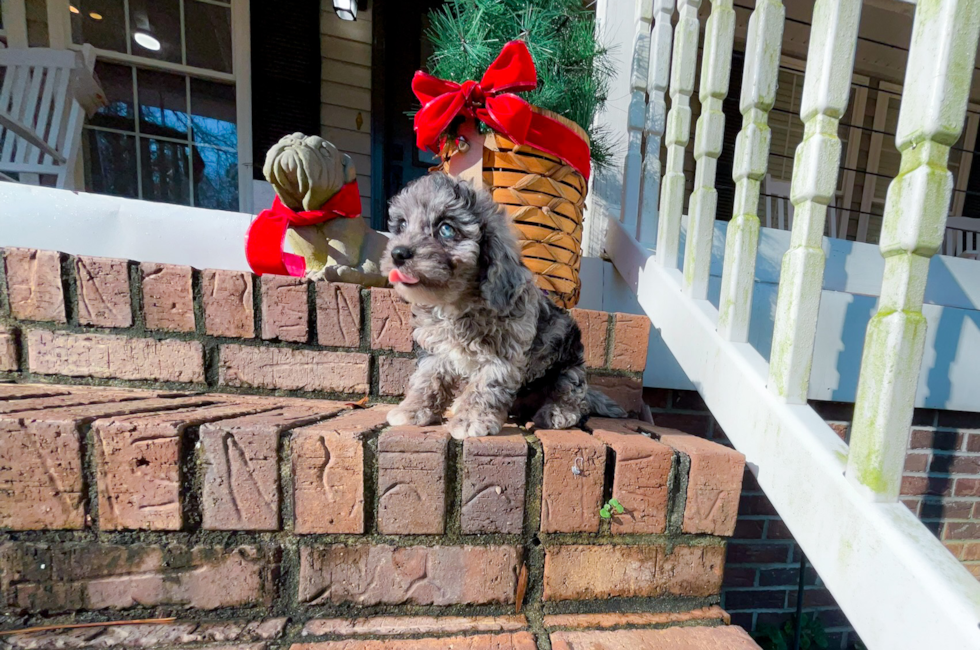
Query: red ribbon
245 180 362 277
412 40 591 180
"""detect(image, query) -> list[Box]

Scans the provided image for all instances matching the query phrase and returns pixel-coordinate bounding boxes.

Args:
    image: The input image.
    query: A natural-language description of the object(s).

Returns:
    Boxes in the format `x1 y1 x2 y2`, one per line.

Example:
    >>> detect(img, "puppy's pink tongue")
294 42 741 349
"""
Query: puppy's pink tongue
388 268 419 285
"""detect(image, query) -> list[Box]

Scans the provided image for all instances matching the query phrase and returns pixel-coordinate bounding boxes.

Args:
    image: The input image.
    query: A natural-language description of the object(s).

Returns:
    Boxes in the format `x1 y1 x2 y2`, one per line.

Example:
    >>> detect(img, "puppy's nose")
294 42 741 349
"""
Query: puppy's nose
391 246 414 266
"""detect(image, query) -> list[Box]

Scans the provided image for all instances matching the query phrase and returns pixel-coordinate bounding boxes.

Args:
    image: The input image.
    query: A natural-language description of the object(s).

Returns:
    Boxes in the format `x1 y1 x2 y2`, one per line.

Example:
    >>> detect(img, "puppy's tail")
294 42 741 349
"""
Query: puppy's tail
586 388 628 418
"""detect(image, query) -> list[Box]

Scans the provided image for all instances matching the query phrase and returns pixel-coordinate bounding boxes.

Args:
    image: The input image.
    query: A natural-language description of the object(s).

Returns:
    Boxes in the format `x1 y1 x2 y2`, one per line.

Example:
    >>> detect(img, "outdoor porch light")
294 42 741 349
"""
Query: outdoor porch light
333 0 357 21
132 11 161 52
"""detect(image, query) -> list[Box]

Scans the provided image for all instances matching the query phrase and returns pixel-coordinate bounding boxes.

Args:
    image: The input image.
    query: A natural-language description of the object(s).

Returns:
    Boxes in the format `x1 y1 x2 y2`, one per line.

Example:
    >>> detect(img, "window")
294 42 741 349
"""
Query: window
69 0 242 211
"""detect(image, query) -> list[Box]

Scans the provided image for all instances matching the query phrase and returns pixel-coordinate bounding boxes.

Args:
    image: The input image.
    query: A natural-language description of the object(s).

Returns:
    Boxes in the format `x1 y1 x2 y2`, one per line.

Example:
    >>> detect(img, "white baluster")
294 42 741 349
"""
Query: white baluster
637 0 676 244
767 0 861 403
655 0 702 269
621 0 654 239
682 0 735 298
847 0 980 502
717 0 785 341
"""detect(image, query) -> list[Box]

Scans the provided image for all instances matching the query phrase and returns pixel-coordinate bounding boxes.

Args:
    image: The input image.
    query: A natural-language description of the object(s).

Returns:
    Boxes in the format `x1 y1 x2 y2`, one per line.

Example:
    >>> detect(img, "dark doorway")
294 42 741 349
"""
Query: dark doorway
371 0 444 230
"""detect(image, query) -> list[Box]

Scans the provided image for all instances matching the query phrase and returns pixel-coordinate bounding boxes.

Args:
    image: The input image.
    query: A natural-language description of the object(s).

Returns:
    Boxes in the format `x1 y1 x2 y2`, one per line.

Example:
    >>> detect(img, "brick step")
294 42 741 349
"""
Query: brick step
0 614 761 649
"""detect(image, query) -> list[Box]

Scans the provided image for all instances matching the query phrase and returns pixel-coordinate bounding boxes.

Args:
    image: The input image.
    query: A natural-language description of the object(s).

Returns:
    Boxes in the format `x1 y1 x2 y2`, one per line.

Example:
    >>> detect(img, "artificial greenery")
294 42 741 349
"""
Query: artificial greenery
754 614 830 650
424 0 613 167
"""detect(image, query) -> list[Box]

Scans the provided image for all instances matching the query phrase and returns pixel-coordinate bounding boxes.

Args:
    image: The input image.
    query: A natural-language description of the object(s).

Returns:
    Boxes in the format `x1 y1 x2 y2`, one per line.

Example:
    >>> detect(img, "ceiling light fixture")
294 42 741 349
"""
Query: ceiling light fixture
89 12 102 20
134 32 161 51
332 0 357 21
69 5 79 13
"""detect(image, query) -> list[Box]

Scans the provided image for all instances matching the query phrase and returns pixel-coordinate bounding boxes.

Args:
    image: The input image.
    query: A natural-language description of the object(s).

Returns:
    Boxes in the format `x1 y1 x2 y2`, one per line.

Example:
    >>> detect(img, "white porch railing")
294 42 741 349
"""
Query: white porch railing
603 1 980 648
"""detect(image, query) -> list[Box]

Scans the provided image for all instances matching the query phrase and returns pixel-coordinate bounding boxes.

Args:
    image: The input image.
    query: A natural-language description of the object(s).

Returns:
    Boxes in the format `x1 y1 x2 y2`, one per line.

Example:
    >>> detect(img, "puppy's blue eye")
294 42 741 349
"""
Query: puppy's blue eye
438 223 456 240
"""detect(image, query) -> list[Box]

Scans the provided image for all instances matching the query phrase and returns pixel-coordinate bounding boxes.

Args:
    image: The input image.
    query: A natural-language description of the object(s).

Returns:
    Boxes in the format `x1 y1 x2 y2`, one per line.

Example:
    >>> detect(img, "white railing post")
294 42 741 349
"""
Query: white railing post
682 0 735 298
847 0 980 502
637 0 675 245
620 0 654 240
766 0 861 403
717 0 785 341
655 0 701 269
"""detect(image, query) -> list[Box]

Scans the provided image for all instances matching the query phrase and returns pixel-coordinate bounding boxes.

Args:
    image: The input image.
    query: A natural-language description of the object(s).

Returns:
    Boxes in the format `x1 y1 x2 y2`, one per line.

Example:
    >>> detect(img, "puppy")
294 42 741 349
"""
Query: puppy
382 173 627 439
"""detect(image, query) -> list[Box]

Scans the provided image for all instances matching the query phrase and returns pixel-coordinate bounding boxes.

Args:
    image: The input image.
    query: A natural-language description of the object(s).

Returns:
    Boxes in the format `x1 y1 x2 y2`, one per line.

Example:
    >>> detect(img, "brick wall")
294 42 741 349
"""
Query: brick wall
643 387 980 649
0 247 645 408
0 247 764 648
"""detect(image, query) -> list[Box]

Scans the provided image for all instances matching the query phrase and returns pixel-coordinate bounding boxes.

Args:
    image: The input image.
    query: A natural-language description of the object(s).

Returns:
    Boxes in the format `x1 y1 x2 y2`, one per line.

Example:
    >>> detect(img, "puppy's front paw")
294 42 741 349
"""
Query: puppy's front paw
387 406 441 427
447 412 502 440
532 403 582 430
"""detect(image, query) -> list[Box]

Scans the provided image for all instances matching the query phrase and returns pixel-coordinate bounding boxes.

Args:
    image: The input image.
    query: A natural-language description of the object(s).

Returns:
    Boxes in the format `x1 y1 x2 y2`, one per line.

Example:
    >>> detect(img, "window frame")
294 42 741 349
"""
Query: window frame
47 0 253 213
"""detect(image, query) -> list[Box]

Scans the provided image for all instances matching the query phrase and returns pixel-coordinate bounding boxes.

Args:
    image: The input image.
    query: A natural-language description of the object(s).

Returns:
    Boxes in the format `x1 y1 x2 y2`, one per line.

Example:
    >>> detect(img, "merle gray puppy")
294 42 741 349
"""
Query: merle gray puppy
381 173 626 439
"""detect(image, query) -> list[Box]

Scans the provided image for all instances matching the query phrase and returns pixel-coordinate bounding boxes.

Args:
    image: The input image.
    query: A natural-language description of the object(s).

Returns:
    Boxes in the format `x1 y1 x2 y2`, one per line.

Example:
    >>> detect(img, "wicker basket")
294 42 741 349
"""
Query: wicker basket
482 108 588 309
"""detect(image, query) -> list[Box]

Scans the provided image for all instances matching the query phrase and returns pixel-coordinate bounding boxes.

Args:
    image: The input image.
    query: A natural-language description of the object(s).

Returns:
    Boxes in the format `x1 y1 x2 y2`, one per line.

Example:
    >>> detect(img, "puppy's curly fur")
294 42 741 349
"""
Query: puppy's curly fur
382 174 627 439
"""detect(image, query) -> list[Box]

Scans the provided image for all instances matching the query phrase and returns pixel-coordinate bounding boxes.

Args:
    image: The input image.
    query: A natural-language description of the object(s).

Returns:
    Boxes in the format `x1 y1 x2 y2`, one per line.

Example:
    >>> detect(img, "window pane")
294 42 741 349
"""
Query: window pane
71 0 127 53
128 0 182 64
185 1 233 73
84 130 138 198
137 69 188 139
141 137 191 205
89 62 135 131
190 79 236 149
194 145 238 211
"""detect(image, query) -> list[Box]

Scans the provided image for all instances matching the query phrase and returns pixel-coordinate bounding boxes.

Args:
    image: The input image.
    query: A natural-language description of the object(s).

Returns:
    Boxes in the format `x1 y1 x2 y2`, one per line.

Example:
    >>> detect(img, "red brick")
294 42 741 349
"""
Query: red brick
202 269 255 338
261 275 309 342
378 356 417 396
592 428 672 534
962 433 980 454
0 542 278 612
609 313 650 372
550 626 758 650
587 374 642 414
570 309 609 368
219 344 369 394
0 389 155 415
316 281 362 347
955 477 980 497
902 475 953 497
200 403 346 530
543 606 729 630
141 262 194 332
74 256 132 327
94 402 275 530
293 635 535 650
965 562 980 579
650 412 712 436
292 406 392 534
27 329 204 383
0 395 216 530
4 248 65 323
462 432 528 534
302 616 527 637
726 542 792 564
377 426 449 534
0 384 70 399
910 429 963 451
962 542 980 561
0 618 286 649
725 589 788 610
298 544 519 606
371 287 413 352
943 521 980 540
537 429 606 533
905 452 930 473
542 544 724 601
656 427 744 536
0 327 17 371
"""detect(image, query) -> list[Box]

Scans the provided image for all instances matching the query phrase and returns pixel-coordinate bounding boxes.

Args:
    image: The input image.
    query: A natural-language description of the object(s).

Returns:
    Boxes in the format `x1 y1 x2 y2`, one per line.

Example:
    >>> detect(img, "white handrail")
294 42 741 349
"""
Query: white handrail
603 0 980 647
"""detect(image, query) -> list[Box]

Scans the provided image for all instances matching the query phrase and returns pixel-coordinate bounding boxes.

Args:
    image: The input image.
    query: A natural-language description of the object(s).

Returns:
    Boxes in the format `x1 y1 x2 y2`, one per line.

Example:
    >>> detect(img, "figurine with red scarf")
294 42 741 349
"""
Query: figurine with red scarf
245 133 388 286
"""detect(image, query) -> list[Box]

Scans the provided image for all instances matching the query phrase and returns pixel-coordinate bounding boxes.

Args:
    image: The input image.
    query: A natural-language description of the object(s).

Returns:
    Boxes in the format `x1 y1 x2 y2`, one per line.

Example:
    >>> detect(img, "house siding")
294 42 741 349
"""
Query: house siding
320 2 373 220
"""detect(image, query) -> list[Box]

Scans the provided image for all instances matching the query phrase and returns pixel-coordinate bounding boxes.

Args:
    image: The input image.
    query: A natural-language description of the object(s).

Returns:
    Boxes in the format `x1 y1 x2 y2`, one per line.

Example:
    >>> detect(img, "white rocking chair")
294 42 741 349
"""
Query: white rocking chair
0 44 104 189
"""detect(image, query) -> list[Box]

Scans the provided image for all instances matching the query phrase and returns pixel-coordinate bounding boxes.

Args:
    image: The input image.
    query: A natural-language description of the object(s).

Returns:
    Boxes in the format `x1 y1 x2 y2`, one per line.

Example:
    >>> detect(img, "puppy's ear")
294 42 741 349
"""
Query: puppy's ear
479 202 527 311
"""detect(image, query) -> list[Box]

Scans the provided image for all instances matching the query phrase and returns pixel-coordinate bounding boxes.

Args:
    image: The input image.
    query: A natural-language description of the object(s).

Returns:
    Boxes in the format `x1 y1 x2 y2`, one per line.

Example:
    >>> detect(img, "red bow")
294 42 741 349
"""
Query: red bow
413 40 590 179
245 180 362 277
